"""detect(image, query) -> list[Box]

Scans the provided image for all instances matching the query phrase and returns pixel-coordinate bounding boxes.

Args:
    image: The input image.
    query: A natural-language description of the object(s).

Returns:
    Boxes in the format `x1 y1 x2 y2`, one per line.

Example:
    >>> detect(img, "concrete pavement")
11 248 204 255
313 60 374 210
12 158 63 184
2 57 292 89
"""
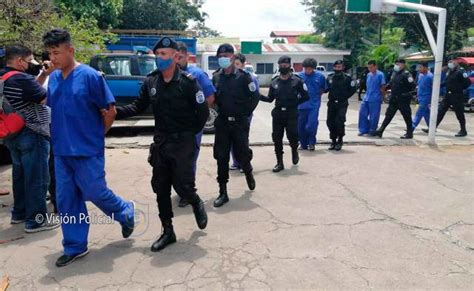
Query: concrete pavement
0 145 473 290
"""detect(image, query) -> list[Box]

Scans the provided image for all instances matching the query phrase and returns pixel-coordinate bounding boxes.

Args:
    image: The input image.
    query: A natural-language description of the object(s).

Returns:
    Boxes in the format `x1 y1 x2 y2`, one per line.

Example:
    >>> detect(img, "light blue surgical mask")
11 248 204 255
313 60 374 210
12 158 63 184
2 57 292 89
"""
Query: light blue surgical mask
218 57 232 69
448 63 455 70
393 65 401 72
156 57 174 71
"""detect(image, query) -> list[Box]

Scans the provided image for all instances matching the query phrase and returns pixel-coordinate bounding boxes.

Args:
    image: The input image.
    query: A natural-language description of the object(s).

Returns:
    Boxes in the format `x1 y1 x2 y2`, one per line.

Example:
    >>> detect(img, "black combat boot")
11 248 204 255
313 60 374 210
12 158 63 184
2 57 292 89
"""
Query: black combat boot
374 127 384 138
328 139 337 150
272 154 284 173
335 137 343 151
291 147 299 165
400 131 413 139
151 219 177 252
191 198 208 230
245 171 256 190
213 183 229 208
455 130 467 137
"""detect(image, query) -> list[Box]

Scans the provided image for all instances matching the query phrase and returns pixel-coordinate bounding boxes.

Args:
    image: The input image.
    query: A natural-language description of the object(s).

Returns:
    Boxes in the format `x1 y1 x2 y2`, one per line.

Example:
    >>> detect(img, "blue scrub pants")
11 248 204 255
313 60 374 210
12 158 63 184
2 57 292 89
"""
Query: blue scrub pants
55 155 133 256
412 102 430 130
298 103 320 148
358 101 382 134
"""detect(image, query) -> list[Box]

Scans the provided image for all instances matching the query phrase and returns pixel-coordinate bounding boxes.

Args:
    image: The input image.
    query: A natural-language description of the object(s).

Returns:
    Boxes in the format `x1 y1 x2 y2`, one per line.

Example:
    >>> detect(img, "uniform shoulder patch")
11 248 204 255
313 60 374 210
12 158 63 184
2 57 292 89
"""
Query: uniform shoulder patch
248 81 257 92
196 90 205 104
463 72 468 78
408 76 414 83
350 80 356 87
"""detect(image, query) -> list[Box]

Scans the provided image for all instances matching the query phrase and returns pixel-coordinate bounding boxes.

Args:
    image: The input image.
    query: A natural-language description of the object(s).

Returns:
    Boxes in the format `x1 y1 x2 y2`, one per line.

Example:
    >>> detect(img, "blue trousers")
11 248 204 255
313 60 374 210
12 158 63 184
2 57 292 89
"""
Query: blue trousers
298 105 320 148
5 128 50 228
55 155 133 256
358 101 382 134
412 102 430 129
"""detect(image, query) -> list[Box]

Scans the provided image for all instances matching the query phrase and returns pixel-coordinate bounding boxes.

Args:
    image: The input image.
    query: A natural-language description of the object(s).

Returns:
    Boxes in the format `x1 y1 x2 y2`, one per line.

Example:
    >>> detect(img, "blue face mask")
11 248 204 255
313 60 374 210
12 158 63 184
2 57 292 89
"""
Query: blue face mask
393 65 401 72
218 57 232 69
156 57 174 71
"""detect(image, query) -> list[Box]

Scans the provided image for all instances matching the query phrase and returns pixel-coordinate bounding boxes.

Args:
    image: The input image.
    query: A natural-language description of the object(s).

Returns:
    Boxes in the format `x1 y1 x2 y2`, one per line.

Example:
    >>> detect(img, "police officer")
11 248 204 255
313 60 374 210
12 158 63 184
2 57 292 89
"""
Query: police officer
375 59 416 139
422 59 470 137
325 60 357 151
260 55 309 172
176 41 216 208
211 43 259 208
116 37 209 252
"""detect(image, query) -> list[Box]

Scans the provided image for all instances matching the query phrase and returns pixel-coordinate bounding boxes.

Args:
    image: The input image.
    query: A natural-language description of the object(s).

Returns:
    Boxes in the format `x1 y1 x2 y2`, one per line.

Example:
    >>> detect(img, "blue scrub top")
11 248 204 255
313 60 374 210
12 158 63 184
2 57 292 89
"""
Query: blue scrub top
297 71 326 110
364 70 386 103
47 64 115 157
185 66 216 98
417 71 433 103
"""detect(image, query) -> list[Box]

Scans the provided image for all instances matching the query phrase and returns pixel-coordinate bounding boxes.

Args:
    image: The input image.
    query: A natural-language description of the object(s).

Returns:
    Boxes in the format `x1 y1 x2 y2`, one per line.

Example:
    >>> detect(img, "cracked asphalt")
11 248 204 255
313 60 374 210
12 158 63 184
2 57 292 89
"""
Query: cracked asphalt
0 145 473 290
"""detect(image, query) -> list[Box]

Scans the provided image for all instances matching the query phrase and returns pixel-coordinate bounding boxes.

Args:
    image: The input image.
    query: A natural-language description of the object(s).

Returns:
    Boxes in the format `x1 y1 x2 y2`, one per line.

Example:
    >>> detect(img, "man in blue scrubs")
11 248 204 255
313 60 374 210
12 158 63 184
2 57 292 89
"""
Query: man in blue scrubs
358 60 386 136
297 58 326 151
412 62 433 131
43 29 135 267
176 42 215 207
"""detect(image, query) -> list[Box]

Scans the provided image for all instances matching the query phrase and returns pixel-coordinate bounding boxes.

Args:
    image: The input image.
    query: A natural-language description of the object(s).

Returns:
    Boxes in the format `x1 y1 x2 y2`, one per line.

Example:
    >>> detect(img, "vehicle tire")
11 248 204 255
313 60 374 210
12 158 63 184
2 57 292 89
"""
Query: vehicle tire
203 106 218 134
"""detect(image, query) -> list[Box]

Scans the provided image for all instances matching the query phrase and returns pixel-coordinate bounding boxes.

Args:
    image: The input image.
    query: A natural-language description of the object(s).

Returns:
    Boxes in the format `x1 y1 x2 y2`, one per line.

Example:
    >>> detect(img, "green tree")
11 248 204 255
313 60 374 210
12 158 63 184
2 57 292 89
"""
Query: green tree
390 0 472 54
296 34 324 44
0 0 114 63
118 0 205 30
54 0 124 29
272 38 286 44
301 0 382 66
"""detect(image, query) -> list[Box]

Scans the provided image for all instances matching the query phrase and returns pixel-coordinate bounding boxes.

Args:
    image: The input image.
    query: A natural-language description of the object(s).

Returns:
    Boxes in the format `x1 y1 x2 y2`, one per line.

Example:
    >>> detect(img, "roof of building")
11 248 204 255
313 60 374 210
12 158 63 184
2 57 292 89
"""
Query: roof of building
197 43 350 55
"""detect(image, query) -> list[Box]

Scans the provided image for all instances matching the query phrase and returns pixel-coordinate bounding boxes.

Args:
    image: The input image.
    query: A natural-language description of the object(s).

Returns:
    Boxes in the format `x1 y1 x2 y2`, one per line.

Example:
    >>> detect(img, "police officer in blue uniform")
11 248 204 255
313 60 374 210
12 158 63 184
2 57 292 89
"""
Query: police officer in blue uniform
116 37 209 252
176 41 216 208
297 58 326 151
211 44 259 208
423 59 471 136
358 60 386 136
412 62 433 131
375 59 416 139
260 55 309 172
325 60 357 151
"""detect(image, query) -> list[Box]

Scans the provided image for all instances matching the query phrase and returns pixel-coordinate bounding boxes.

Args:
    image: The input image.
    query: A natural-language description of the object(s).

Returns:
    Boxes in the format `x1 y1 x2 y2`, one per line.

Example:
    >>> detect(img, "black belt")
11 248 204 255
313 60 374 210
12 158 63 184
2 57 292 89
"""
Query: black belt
275 106 296 111
154 131 194 141
219 115 246 122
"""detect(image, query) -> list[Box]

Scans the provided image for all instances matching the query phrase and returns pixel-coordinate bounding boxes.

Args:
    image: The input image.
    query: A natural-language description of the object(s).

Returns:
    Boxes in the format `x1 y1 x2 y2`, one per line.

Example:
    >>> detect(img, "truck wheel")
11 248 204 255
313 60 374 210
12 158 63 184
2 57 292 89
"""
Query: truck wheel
204 107 218 134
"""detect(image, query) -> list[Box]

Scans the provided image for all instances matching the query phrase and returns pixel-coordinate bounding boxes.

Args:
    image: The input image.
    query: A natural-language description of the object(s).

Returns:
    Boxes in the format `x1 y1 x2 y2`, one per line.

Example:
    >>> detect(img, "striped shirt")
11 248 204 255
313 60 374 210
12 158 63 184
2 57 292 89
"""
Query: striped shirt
1 68 50 137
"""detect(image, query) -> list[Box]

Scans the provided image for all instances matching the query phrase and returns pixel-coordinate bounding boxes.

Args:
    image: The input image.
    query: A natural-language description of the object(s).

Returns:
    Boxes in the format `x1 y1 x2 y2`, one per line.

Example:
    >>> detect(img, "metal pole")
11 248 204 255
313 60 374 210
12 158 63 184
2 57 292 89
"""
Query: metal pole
428 9 446 144
382 0 446 144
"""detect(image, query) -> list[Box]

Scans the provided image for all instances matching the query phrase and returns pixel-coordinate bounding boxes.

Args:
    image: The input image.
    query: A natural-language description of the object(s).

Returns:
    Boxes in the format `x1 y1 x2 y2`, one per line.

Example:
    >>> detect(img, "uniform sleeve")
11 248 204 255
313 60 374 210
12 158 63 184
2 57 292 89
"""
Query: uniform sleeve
297 79 310 104
325 76 331 93
348 77 357 98
15 74 47 103
260 81 275 103
116 78 151 119
91 72 115 109
189 79 210 133
244 73 260 114
197 71 216 98
320 74 327 92
461 72 471 90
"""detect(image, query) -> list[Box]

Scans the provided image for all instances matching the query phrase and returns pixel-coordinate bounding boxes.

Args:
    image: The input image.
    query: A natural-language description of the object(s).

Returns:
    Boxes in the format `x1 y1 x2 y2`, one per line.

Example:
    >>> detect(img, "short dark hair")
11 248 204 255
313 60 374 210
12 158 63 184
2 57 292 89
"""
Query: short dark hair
235 53 246 64
419 62 429 68
176 41 188 53
42 29 71 48
5 45 32 62
368 60 377 66
302 58 317 68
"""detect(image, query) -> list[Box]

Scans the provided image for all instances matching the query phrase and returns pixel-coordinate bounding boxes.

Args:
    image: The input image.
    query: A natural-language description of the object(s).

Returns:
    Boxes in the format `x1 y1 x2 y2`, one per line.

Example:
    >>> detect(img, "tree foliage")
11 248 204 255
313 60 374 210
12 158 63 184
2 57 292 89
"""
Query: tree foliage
0 0 114 63
297 34 324 44
54 0 124 29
